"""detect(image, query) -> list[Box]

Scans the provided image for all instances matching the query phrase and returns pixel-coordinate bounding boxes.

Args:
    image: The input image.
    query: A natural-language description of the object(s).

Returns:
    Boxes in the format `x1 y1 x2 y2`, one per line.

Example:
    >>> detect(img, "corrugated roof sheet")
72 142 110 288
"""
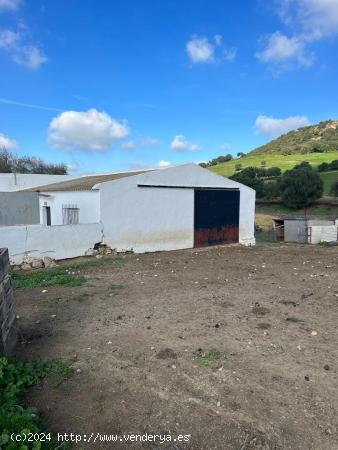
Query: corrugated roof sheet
23 170 153 192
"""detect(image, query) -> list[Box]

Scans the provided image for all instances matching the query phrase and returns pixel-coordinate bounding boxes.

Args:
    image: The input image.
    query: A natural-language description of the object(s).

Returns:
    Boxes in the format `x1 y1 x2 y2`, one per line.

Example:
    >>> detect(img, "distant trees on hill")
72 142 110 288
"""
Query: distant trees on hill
200 154 234 168
317 160 338 172
230 163 328 207
0 148 68 175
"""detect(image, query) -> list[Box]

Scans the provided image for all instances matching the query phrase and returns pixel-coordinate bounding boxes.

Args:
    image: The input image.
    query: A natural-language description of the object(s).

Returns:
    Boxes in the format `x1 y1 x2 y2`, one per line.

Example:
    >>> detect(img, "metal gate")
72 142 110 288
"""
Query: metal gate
194 189 240 247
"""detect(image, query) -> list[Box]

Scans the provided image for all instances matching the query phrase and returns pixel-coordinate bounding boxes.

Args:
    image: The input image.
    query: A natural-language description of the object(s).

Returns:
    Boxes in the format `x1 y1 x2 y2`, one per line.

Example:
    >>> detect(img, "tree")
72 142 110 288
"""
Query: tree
329 160 338 170
279 164 323 209
266 166 281 177
230 167 265 198
330 179 338 197
318 162 329 172
263 180 281 199
237 152 245 158
0 148 68 174
0 148 13 173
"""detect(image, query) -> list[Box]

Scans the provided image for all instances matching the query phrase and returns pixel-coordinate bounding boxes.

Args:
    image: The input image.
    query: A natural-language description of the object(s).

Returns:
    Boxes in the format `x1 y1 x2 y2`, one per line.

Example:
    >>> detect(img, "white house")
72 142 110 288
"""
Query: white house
0 164 255 263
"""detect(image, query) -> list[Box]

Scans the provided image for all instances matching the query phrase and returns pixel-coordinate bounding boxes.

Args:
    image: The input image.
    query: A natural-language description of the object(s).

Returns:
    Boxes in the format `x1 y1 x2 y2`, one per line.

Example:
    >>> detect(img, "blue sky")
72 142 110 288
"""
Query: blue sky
0 0 338 174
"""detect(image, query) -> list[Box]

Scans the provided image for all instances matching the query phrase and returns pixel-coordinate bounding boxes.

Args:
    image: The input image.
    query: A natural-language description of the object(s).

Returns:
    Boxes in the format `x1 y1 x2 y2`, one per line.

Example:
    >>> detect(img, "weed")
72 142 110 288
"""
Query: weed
193 349 234 368
318 241 331 247
262 343 283 356
0 357 72 449
109 284 123 294
114 351 129 360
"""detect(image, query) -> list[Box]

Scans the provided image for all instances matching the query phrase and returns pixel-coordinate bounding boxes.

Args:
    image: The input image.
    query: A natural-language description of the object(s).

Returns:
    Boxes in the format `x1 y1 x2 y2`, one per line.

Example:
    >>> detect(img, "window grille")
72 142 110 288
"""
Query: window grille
62 204 79 225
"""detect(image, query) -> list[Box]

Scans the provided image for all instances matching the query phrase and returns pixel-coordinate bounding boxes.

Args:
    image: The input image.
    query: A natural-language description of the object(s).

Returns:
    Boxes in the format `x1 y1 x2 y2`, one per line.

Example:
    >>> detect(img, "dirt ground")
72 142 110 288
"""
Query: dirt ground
15 243 338 450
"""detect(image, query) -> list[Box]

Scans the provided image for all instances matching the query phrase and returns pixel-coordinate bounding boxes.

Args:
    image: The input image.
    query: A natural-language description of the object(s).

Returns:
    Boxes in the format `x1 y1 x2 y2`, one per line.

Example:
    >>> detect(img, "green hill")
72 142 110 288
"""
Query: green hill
251 120 338 155
208 121 338 194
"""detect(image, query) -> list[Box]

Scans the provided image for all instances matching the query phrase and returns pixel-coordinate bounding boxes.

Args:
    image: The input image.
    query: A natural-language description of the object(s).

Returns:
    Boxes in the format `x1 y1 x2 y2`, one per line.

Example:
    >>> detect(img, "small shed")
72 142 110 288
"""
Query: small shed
273 216 338 244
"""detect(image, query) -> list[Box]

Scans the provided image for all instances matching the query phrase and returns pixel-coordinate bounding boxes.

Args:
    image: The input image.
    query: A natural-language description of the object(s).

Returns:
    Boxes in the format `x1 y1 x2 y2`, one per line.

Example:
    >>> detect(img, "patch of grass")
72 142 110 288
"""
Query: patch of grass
109 284 123 294
114 351 129 360
262 343 283 356
11 267 86 289
193 349 234 368
256 203 338 217
320 170 338 194
12 256 126 290
0 357 72 449
46 359 74 387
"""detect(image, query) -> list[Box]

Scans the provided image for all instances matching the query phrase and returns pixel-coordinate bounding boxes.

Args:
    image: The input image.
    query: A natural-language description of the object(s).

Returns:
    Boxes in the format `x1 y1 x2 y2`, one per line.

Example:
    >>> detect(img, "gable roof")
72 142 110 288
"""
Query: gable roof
23 169 153 192
126 163 254 192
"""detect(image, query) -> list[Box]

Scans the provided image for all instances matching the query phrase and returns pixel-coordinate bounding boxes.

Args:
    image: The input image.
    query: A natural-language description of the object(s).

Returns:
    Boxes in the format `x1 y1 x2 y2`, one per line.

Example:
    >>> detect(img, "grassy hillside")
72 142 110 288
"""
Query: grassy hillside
209 152 338 194
251 120 338 155
209 151 338 177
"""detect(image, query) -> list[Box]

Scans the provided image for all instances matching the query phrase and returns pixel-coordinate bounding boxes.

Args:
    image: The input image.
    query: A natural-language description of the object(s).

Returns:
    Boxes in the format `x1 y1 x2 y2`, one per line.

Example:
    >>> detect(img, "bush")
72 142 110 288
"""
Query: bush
318 162 329 172
266 167 282 177
0 357 72 450
279 164 323 209
330 180 338 197
329 160 338 170
235 163 242 171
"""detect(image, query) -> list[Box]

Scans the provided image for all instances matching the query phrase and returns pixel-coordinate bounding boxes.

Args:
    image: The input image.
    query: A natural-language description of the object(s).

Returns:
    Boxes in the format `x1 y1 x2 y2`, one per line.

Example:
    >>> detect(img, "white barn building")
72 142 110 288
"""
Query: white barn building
34 163 255 251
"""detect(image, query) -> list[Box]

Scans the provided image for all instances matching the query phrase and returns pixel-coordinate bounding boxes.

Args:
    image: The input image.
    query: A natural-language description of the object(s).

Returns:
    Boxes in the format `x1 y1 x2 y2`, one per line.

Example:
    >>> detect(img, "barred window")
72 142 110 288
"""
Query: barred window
62 204 79 225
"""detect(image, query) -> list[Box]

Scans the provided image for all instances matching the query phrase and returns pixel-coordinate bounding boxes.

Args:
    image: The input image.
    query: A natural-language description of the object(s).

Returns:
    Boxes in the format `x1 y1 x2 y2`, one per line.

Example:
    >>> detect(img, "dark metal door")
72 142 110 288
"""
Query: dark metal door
194 189 240 247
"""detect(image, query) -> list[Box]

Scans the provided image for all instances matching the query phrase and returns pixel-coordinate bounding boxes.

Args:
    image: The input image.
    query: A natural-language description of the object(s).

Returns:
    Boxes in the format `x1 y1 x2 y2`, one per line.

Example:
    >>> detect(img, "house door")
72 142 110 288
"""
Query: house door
194 189 240 247
43 206 51 226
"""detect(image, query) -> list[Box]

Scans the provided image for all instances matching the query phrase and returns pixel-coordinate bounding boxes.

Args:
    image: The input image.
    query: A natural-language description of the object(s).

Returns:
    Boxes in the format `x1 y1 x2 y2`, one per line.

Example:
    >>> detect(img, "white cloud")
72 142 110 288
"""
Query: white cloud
0 28 47 69
186 34 236 64
223 48 237 62
158 160 171 167
281 0 338 38
170 134 199 152
259 0 338 70
122 140 135 150
13 45 47 69
186 36 214 63
254 115 310 138
256 32 312 67
214 34 223 46
0 132 18 149
49 109 129 151
142 137 159 146
0 0 21 11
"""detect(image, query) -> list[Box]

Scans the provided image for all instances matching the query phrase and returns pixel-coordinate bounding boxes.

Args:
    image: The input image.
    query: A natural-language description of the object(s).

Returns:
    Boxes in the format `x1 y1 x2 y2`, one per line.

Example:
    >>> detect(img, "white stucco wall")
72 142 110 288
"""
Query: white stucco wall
0 223 103 264
0 173 77 192
308 225 338 244
100 180 194 252
39 191 100 225
238 187 256 245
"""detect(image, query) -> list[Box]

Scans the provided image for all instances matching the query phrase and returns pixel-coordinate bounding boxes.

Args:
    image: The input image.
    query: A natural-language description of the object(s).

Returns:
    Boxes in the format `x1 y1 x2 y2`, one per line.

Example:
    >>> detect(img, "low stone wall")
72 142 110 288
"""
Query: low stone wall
0 248 17 355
